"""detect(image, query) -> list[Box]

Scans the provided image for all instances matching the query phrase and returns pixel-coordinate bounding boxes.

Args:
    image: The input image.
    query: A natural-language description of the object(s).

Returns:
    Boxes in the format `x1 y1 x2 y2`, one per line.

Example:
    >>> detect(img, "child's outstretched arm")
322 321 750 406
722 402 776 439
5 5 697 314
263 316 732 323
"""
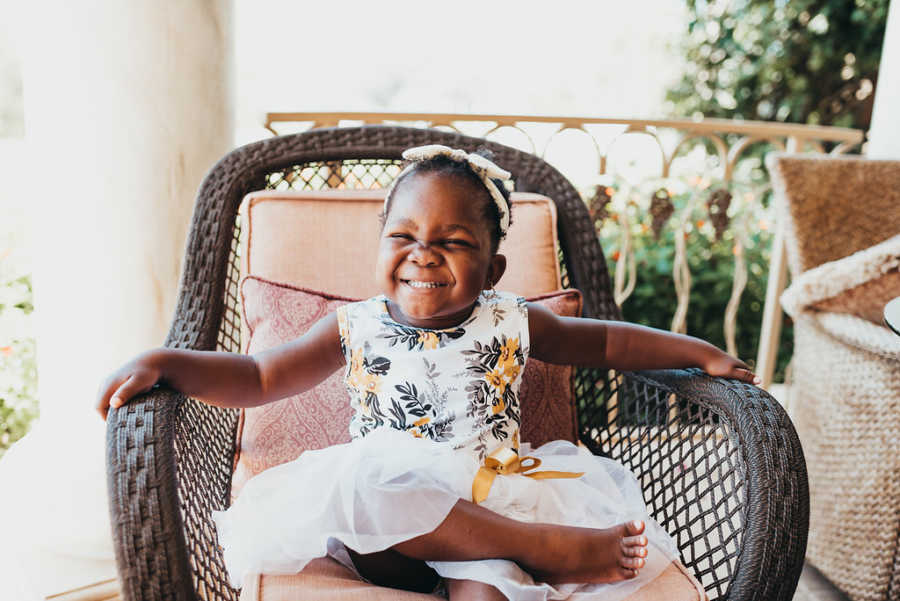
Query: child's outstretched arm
528 303 759 384
95 313 344 420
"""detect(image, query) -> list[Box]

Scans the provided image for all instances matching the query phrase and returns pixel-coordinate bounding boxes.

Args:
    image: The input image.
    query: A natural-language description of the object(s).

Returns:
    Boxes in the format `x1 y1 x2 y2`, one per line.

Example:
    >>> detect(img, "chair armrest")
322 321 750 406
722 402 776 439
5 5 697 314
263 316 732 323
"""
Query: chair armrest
106 386 241 601
106 386 195 600
580 367 808 601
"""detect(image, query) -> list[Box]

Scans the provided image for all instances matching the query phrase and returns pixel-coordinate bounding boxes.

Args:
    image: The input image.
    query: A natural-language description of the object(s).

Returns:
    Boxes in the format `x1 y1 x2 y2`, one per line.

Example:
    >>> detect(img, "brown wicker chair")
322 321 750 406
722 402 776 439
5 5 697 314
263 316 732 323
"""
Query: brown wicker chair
105 126 808 601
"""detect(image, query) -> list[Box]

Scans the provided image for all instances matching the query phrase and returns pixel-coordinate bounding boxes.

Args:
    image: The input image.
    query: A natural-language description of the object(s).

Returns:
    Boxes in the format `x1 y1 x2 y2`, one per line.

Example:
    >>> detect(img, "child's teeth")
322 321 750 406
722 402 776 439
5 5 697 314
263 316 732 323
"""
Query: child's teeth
408 281 441 288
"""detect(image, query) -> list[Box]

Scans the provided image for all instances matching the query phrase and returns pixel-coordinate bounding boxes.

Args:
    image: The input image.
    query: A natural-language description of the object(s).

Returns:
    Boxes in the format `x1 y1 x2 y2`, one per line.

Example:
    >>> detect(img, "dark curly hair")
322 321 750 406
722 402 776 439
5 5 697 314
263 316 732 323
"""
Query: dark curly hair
382 148 513 253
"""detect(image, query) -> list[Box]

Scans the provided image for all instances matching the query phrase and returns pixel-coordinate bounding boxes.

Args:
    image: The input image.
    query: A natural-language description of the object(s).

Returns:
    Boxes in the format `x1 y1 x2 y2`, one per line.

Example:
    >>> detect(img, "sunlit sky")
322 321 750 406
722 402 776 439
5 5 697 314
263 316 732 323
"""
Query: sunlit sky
0 1 690 199
233 1 688 143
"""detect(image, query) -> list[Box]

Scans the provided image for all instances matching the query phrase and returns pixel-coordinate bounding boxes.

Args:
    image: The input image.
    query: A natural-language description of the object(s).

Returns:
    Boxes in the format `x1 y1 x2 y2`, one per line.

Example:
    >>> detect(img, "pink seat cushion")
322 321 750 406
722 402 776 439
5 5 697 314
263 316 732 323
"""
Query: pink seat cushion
231 276 582 500
238 558 706 601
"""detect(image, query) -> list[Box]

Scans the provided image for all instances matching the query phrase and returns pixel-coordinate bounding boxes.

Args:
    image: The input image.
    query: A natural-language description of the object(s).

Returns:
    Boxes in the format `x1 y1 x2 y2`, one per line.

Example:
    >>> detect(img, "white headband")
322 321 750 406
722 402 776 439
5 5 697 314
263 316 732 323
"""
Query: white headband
385 145 512 234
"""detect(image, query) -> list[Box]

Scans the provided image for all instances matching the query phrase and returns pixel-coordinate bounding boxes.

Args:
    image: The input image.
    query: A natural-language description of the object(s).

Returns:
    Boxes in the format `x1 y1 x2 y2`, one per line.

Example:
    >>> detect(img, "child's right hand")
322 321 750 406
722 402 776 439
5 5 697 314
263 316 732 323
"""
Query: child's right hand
96 350 163 421
95 314 346 421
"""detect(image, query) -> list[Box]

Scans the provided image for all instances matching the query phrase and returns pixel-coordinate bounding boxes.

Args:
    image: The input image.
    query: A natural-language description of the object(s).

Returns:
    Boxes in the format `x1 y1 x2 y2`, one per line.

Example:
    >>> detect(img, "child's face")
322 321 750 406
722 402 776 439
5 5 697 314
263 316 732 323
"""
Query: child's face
376 172 506 329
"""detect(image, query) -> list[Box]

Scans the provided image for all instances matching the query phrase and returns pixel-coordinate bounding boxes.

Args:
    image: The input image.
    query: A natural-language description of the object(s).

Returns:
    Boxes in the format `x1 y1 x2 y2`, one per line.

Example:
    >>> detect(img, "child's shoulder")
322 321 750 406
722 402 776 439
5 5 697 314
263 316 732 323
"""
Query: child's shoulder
485 291 527 311
337 295 385 318
490 290 526 305
486 291 529 320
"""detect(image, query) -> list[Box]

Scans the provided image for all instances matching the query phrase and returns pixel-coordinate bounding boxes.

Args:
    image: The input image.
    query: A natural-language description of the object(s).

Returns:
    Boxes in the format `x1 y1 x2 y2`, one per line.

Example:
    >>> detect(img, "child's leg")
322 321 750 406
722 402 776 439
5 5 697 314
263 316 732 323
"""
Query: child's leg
446 578 506 600
392 499 648 584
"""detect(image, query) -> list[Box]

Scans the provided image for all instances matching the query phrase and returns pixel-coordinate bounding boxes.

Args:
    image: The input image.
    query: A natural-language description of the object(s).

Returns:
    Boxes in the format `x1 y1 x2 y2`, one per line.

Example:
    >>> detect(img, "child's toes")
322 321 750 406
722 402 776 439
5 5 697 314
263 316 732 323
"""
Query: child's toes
620 556 645 570
622 534 648 546
621 534 648 550
624 520 645 536
620 567 639 580
623 545 647 557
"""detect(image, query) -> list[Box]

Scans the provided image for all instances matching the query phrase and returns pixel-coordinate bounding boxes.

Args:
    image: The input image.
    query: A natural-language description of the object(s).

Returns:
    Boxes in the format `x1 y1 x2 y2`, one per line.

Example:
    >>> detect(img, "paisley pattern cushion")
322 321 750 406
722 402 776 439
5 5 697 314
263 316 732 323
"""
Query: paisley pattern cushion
518 290 582 448
231 276 582 500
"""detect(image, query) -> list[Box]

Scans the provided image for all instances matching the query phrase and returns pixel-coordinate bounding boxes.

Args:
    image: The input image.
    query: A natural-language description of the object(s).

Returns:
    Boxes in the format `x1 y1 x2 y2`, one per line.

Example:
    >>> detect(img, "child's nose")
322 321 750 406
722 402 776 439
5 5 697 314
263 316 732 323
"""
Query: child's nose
409 241 441 266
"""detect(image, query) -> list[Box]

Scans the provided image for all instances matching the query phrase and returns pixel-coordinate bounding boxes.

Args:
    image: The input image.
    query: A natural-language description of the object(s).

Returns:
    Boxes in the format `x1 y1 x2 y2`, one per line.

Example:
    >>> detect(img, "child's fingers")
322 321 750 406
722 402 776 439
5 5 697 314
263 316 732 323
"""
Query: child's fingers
736 359 762 385
109 374 140 410
734 366 761 385
103 372 156 420
731 357 752 371
97 376 124 421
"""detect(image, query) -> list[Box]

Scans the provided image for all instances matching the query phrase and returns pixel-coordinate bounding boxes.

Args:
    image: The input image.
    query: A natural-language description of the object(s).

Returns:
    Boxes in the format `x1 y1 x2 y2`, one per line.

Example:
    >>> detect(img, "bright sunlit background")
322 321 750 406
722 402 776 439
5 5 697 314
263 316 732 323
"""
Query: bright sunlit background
232 2 687 145
0 1 896 599
0 2 690 597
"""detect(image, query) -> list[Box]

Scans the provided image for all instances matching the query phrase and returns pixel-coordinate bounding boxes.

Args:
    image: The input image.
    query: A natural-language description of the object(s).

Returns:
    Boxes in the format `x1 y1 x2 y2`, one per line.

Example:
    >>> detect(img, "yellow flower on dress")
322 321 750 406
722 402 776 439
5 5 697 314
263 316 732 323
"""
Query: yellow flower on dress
337 309 349 337
349 348 364 374
361 372 382 395
498 337 520 369
347 348 365 390
410 417 432 438
417 331 439 350
506 364 521 382
485 368 507 396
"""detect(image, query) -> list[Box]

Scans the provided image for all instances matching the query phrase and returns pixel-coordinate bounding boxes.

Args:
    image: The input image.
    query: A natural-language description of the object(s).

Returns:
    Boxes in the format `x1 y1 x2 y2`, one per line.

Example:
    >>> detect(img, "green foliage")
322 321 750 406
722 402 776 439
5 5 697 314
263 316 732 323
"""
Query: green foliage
667 0 888 130
607 224 792 381
594 173 792 382
0 271 38 460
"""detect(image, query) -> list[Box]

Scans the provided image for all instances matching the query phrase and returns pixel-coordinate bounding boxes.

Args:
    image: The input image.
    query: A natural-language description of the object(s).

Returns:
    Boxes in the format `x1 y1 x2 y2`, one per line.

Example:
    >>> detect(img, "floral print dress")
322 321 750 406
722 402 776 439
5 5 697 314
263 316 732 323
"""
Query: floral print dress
337 291 528 462
214 291 682 600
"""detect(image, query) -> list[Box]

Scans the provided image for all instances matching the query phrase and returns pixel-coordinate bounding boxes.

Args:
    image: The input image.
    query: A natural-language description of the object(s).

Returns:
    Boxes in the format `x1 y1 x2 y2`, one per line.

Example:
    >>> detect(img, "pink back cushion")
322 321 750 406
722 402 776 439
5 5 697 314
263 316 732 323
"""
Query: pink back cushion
239 190 562 299
231 277 582 500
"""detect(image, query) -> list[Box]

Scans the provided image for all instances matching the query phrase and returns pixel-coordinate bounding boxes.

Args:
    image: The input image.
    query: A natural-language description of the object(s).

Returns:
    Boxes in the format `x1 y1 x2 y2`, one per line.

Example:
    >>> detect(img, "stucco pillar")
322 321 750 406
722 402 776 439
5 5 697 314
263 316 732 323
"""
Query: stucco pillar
0 1 233 596
868 0 900 158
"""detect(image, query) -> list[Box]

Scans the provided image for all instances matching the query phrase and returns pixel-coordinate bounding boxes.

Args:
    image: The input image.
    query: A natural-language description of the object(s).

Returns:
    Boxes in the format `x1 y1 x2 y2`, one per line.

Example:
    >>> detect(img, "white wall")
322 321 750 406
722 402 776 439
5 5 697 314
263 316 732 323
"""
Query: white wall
868 0 900 158
0 1 233 596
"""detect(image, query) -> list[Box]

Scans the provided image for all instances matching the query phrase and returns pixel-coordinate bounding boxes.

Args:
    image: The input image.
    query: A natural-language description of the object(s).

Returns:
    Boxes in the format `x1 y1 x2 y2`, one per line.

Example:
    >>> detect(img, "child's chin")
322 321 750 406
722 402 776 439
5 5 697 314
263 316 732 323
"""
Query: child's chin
397 304 437 320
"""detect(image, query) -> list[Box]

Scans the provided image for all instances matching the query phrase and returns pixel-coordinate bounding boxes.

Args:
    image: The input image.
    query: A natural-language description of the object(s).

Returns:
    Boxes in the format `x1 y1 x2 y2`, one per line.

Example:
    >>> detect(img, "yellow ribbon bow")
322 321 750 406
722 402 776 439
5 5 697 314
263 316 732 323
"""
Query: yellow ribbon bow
471 447 585 504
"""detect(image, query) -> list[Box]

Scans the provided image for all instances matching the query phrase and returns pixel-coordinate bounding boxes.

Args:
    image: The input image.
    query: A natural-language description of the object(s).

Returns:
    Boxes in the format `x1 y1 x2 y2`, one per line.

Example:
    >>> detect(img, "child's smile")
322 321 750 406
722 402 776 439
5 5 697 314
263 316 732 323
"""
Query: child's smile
376 172 506 330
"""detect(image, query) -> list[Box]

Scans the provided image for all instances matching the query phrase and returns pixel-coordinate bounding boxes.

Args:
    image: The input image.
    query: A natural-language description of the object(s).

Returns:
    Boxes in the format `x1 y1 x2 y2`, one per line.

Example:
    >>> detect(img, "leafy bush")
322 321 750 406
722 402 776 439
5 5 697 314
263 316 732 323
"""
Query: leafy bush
0 263 38 459
608 223 792 381
593 172 792 382
667 0 888 130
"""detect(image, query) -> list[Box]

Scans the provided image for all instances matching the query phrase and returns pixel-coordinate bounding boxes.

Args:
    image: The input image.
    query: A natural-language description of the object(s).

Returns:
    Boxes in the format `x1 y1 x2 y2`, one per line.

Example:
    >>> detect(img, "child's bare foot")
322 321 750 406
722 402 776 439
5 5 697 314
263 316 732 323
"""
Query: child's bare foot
526 519 649 584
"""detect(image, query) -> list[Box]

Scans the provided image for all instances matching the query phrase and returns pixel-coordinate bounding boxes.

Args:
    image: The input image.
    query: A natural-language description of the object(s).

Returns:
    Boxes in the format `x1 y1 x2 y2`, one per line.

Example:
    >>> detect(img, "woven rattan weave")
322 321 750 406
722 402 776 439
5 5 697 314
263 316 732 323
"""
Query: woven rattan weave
105 126 808 601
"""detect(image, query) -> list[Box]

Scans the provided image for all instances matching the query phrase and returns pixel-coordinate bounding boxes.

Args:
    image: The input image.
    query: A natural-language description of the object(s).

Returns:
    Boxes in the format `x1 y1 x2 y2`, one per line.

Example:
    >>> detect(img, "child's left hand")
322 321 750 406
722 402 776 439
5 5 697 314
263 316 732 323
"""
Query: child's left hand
703 352 761 385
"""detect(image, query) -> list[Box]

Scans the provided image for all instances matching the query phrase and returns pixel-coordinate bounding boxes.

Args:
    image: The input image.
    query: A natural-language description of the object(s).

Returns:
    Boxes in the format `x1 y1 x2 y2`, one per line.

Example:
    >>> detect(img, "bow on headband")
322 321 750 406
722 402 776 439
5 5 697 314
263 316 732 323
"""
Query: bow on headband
386 145 512 234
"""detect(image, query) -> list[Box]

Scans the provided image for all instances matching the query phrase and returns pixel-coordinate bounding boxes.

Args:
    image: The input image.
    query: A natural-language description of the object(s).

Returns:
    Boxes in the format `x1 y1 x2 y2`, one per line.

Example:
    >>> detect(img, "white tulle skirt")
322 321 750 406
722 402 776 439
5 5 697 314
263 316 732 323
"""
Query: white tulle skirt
212 428 680 600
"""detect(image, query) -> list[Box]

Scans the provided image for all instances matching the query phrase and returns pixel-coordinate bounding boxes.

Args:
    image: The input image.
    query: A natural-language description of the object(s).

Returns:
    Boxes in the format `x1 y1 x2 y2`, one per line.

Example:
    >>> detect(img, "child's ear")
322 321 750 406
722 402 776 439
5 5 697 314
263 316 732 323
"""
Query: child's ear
487 254 507 288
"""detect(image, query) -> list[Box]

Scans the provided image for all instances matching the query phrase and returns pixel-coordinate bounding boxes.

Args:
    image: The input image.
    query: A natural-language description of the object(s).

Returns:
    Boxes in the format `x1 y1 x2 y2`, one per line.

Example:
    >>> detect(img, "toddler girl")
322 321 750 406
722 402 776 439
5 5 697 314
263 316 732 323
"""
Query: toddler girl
97 145 758 600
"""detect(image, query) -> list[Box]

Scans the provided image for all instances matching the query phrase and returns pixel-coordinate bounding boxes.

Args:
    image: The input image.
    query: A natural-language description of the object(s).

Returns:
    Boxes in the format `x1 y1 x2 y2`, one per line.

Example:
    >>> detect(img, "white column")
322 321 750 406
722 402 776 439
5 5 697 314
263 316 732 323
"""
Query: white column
0 1 233 597
868 0 900 158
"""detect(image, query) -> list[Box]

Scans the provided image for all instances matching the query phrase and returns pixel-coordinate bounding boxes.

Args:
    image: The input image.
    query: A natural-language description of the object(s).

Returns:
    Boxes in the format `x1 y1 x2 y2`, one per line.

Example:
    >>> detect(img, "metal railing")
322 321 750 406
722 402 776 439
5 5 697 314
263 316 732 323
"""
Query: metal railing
262 111 865 390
